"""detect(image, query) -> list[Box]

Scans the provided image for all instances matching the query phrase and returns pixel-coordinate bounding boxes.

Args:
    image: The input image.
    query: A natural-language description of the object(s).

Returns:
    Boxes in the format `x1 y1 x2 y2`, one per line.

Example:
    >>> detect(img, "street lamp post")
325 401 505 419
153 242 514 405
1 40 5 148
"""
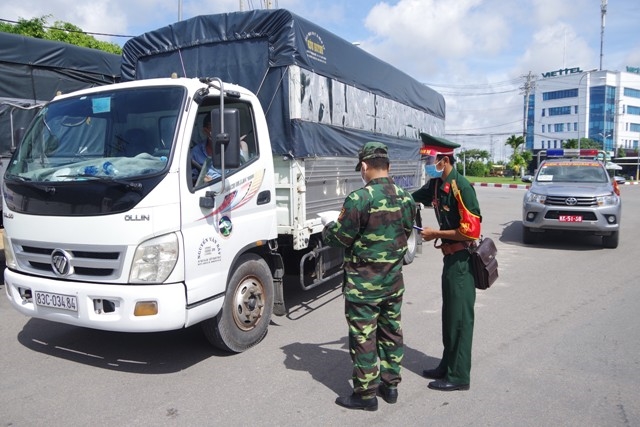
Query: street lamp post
577 69 598 151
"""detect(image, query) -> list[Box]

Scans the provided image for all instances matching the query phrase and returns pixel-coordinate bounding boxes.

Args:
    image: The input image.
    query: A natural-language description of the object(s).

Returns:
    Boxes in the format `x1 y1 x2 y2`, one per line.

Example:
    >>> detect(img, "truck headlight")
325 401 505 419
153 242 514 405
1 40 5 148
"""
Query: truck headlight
130 234 178 284
3 232 17 269
524 192 546 204
596 194 619 206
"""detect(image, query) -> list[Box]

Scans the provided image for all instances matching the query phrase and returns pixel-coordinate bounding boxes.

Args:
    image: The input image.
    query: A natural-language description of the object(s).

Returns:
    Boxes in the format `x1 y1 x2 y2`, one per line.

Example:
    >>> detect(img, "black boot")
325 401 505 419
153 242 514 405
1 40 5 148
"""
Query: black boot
377 383 398 404
335 393 378 411
422 367 446 379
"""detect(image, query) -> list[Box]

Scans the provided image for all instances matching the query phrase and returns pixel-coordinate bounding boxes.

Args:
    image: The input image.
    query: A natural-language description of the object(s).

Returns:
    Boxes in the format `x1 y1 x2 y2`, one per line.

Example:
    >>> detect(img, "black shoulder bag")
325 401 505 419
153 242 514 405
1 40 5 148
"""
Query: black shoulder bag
468 236 498 290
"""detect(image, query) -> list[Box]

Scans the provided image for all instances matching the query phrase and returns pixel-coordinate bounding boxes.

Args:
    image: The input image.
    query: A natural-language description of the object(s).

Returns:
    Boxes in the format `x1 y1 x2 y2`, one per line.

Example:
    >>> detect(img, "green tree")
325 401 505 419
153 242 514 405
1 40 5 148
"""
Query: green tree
457 149 490 177
563 138 601 149
0 16 122 54
505 134 524 152
504 134 532 179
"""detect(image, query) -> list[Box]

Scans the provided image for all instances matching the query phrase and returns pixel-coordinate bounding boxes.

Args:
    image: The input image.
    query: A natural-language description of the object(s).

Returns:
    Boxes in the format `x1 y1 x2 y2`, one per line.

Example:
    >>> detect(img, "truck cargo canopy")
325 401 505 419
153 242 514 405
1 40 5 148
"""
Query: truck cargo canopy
0 32 121 102
0 32 121 156
122 9 445 159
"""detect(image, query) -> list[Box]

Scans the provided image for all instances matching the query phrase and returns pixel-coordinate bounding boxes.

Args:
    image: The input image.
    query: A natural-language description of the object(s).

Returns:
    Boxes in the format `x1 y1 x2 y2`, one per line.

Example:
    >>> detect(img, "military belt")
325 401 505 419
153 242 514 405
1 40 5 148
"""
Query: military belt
435 241 471 256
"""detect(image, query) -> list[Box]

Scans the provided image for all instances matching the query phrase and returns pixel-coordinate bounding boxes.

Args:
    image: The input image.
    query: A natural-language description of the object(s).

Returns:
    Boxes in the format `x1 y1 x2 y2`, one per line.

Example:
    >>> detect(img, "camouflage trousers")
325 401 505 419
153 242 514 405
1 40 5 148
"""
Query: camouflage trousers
345 294 403 397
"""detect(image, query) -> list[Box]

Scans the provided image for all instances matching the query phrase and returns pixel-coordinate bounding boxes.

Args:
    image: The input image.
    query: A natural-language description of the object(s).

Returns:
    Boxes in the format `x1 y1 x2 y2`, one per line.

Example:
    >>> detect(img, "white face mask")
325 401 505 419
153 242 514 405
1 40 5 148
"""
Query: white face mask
361 168 367 186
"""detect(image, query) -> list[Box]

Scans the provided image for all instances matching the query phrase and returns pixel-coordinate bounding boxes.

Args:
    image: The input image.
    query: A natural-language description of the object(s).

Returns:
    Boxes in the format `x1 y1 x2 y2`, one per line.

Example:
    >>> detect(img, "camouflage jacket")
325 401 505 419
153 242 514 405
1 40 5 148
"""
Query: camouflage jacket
323 177 416 303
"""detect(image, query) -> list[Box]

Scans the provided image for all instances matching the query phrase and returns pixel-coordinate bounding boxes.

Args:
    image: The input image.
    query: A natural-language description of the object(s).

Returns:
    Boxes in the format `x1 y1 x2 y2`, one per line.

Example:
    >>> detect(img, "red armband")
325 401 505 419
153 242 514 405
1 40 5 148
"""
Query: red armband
452 180 481 239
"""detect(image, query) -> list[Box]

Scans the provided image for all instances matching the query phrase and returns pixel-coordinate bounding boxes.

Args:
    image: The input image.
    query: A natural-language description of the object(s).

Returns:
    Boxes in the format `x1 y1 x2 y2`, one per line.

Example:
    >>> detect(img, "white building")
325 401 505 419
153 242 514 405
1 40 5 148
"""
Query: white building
527 67 640 154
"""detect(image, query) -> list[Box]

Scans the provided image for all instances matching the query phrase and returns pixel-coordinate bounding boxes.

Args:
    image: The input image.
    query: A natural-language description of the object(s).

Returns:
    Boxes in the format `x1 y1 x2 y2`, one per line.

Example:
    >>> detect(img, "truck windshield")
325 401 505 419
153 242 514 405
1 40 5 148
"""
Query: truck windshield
5 86 186 182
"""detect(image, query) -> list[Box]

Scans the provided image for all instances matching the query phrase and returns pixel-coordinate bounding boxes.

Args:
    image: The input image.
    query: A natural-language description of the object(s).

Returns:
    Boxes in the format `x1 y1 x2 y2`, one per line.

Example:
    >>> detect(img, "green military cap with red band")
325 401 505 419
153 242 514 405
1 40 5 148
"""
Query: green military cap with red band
419 132 460 157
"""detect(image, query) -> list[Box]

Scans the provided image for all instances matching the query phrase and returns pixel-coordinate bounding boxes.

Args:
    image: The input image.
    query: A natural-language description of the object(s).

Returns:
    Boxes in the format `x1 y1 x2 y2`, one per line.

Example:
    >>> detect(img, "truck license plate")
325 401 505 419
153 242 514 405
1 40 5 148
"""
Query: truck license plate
559 215 582 222
34 291 78 312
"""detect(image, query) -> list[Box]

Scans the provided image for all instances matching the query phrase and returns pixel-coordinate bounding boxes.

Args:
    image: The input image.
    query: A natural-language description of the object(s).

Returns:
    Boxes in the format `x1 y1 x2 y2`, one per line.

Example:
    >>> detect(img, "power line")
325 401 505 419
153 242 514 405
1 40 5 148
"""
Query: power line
424 77 522 89
439 88 520 97
447 119 522 133
0 18 135 38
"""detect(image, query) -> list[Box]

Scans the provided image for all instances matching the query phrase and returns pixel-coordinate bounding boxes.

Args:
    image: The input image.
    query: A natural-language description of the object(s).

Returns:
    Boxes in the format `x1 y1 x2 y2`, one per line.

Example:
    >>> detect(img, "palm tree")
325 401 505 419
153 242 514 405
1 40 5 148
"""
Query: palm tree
505 134 524 152
504 135 529 179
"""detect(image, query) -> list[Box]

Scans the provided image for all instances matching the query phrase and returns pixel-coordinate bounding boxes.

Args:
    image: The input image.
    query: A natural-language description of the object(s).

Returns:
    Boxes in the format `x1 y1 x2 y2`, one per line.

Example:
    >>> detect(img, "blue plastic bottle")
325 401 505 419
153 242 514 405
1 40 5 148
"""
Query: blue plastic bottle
80 165 98 176
102 161 117 175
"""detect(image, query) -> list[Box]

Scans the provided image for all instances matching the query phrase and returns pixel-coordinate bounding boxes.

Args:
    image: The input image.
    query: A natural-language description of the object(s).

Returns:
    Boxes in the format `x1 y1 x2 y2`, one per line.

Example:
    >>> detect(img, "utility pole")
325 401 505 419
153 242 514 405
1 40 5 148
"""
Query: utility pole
600 0 607 71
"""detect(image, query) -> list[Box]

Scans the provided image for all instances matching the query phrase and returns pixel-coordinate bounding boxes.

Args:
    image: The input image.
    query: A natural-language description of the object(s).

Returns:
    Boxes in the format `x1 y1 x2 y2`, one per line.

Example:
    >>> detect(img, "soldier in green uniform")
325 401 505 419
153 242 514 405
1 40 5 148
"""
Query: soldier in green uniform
412 133 482 391
323 142 416 411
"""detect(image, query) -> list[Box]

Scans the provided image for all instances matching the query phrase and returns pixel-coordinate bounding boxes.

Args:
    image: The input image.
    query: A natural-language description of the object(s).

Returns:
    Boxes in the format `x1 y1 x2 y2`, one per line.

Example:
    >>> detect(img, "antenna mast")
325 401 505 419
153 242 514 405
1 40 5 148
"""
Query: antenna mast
600 0 607 70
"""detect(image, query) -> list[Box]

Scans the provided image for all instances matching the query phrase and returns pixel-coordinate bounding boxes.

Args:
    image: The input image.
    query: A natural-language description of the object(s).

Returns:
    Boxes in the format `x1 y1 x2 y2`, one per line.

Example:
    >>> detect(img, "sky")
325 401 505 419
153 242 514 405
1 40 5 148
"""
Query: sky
2 0 640 160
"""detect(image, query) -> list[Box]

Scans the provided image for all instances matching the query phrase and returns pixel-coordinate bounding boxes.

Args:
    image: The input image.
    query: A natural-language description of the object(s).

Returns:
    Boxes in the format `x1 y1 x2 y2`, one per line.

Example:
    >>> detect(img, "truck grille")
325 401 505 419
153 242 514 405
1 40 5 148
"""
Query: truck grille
545 196 598 207
11 239 126 281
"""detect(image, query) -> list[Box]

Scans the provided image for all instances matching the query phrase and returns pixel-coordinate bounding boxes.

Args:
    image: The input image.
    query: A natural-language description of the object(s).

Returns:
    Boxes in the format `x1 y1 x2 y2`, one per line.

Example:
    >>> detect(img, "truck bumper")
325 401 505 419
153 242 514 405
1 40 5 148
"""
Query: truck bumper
4 269 187 332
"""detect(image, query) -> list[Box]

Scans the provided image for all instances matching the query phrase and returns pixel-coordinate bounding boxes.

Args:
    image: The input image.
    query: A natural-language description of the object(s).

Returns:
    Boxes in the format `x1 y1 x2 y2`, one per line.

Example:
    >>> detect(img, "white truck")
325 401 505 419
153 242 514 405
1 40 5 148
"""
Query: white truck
3 9 445 352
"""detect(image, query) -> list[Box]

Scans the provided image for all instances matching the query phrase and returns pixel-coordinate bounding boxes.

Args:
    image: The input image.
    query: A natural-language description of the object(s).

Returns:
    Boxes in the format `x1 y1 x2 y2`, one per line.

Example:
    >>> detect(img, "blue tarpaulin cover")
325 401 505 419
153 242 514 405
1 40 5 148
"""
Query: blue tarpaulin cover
121 8 445 159
0 32 121 155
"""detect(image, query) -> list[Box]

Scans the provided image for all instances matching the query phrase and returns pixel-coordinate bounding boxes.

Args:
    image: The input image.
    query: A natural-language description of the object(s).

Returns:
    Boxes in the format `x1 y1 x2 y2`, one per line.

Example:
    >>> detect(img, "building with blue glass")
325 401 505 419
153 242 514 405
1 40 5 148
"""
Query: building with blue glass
527 67 640 155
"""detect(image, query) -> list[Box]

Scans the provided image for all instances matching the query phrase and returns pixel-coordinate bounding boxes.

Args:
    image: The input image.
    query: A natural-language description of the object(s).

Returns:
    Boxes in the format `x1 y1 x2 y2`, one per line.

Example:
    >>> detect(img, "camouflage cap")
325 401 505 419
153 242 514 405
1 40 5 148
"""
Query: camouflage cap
419 132 460 157
355 141 389 171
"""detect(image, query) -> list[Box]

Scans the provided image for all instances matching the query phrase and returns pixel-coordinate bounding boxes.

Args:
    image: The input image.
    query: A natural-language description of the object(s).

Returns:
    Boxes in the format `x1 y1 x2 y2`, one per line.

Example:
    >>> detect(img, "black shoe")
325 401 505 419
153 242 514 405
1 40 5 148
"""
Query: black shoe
377 383 398 404
427 379 470 391
335 394 378 411
422 367 446 379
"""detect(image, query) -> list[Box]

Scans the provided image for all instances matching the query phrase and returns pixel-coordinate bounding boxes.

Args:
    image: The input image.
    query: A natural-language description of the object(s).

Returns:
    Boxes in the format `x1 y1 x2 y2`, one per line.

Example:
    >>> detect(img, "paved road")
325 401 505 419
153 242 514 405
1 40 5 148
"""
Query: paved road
1 185 639 426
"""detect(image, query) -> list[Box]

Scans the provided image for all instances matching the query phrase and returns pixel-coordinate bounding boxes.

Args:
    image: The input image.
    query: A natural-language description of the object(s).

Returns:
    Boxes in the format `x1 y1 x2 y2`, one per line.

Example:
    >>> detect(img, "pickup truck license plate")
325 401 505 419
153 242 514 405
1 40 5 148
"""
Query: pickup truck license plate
34 291 78 312
559 215 582 222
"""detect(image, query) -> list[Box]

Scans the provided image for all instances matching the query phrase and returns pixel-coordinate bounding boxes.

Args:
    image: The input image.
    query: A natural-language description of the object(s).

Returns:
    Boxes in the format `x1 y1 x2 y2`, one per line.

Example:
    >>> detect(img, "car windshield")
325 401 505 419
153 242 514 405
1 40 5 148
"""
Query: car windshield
536 161 608 183
5 86 185 182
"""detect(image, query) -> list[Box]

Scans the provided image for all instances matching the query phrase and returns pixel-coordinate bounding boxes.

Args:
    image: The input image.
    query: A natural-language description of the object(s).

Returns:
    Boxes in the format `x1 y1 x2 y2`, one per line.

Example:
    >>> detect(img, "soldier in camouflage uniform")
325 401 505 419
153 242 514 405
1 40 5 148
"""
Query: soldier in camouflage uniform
412 133 481 392
323 142 416 411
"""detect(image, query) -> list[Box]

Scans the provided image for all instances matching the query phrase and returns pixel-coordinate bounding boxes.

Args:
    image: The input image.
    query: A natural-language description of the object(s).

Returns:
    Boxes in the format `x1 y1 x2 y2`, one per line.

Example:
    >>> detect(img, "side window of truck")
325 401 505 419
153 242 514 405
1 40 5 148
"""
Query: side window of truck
190 102 258 189
237 103 257 162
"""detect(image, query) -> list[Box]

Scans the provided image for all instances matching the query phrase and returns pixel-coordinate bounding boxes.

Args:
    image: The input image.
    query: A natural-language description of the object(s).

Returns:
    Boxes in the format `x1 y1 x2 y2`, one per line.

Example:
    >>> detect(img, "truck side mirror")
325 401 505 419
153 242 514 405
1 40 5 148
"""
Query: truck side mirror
211 108 241 169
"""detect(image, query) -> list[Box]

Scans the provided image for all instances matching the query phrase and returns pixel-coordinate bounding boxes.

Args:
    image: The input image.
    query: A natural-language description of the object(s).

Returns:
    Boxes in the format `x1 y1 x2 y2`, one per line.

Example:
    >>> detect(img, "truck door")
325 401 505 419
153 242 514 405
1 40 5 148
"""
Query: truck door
180 100 276 308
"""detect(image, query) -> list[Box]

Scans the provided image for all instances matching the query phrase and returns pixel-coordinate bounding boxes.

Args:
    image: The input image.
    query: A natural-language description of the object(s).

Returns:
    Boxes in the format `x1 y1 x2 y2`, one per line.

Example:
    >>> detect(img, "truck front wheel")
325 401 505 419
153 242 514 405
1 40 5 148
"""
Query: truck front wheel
202 254 274 352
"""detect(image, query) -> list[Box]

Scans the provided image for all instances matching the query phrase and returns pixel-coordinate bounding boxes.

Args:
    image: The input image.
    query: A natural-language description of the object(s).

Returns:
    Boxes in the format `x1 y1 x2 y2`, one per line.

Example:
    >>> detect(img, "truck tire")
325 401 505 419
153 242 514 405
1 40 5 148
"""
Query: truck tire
403 227 418 265
202 253 274 353
602 231 619 249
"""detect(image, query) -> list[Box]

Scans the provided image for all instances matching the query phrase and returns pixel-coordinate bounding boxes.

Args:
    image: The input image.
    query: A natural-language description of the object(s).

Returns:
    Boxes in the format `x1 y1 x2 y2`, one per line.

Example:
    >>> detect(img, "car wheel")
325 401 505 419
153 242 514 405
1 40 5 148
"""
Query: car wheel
602 231 619 249
522 225 537 244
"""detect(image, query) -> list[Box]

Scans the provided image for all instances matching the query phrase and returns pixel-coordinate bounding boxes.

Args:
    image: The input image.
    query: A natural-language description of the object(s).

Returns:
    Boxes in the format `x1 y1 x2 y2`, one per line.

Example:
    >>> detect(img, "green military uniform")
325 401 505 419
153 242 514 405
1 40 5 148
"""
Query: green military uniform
412 133 482 386
323 142 416 399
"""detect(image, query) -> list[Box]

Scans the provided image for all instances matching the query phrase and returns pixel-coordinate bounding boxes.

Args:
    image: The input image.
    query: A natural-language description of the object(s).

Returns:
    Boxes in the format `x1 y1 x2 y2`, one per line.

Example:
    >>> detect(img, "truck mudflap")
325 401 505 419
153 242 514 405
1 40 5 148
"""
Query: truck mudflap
269 243 287 316
273 276 286 316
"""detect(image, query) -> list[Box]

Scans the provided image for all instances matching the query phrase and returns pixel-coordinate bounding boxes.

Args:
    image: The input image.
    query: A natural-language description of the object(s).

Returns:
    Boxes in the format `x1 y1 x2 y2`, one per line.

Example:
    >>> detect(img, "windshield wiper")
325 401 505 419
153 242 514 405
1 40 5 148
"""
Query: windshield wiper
6 175 56 194
59 174 143 191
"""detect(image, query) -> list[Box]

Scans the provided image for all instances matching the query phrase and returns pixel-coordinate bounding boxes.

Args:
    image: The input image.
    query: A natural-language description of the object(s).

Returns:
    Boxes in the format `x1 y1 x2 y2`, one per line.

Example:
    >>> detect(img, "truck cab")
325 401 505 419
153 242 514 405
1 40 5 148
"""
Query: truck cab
3 76 281 352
